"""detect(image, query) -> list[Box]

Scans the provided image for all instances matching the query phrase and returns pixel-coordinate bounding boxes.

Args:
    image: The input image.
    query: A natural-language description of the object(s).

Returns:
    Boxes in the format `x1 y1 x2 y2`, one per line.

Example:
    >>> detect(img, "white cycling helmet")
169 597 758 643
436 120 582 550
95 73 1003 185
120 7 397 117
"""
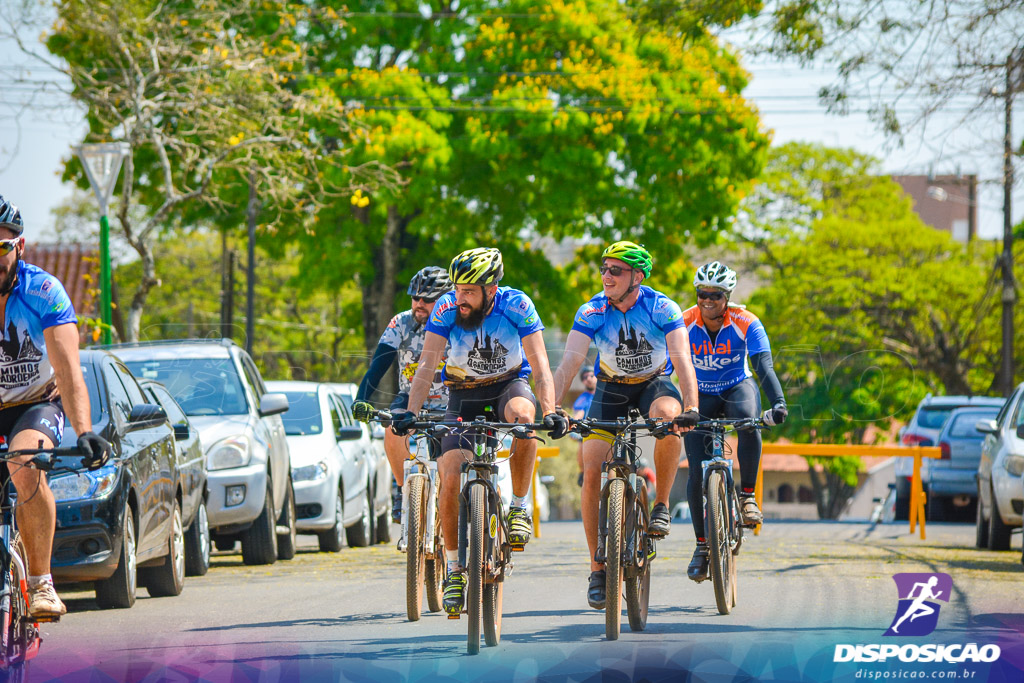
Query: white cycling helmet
694 261 737 292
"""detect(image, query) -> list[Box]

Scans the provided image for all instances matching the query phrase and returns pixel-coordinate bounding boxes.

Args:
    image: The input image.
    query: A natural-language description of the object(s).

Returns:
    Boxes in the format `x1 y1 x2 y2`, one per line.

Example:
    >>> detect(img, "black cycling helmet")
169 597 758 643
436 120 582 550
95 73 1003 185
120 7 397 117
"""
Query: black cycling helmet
407 266 453 300
0 196 24 236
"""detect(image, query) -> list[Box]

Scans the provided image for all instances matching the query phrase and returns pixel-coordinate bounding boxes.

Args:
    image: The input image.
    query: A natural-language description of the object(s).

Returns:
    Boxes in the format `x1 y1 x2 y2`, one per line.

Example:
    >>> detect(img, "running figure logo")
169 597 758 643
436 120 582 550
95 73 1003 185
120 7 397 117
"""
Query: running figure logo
884 573 952 636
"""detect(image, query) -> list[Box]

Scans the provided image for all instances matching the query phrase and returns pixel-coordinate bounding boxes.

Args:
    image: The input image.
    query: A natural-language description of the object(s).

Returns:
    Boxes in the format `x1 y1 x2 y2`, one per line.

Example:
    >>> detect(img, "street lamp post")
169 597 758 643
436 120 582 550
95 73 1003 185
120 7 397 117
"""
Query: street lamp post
74 142 130 345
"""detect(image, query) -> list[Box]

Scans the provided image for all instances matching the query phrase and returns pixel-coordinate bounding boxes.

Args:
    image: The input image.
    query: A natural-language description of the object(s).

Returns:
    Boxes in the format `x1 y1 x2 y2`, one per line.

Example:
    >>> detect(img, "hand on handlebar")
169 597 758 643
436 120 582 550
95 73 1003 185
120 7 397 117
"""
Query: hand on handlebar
673 409 700 433
390 410 416 436
352 400 375 423
762 404 788 427
78 431 112 471
543 412 569 439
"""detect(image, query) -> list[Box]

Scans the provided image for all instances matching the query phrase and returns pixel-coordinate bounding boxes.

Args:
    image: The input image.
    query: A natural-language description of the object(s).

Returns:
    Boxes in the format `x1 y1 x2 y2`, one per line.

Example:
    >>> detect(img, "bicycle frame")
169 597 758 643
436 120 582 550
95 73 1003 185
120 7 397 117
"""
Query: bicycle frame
457 426 510 581
700 430 740 548
595 426 652 571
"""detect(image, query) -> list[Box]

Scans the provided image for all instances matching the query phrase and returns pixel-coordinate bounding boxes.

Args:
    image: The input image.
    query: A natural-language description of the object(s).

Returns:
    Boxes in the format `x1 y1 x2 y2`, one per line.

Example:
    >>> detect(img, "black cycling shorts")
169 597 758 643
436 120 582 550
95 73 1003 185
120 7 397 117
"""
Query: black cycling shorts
0 400 66 450
589 376 681 423
440 377 536 453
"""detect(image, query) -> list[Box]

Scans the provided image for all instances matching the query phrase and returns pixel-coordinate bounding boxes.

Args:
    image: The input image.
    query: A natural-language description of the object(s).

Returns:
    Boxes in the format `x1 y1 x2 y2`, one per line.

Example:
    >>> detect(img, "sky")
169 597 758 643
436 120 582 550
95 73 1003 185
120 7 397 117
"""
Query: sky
1 11 1021 242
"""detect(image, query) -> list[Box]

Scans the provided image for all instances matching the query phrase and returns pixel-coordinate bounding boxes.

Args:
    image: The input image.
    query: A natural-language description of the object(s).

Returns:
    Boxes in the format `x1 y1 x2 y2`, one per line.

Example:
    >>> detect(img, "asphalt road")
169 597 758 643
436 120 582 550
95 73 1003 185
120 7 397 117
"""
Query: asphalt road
30 520 1024 682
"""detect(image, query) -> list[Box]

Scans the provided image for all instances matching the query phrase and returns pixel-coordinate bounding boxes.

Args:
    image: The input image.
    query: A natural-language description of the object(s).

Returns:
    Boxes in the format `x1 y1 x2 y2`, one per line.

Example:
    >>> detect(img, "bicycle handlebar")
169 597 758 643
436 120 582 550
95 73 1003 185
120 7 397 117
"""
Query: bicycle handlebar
371 409 549 436
0 447 87 473
694 417 769 431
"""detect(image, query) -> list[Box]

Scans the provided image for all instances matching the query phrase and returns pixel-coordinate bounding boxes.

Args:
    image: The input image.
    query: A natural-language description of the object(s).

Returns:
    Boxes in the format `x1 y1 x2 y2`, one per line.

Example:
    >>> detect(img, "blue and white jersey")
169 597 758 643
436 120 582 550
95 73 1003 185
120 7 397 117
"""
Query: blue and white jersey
571 286 685 383
682 304 771 394
426 287 544 387
0 261 78 407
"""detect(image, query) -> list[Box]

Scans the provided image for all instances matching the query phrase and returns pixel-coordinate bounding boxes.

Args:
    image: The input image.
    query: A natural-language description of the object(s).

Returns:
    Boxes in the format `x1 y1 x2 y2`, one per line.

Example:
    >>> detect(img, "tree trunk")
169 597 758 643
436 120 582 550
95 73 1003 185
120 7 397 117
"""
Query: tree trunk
807 466 857 520
125 239 160 342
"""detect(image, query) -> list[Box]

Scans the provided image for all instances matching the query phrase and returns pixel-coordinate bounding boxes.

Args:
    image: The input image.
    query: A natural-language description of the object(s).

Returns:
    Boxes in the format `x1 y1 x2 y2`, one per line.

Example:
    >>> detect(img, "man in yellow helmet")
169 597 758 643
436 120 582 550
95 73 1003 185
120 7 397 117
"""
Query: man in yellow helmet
393 247 566 616
553 241 699 610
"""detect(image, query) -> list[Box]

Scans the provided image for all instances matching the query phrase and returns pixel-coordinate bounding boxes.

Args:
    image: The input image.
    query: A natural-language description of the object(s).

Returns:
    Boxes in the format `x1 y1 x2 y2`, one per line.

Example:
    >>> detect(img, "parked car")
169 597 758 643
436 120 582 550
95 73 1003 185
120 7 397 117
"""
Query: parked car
330 382 394 539
894 394 1005 519
927 406 1001 521
50 350 184 609
108 339 295 566
975 382 1024 550
267 380 388 550
138 378 210 575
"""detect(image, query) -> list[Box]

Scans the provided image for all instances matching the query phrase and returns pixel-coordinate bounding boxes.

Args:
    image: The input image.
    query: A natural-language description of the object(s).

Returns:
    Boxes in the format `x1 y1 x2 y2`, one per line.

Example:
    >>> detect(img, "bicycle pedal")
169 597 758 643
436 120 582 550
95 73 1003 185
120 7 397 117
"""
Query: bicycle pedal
31 614 59 624
446 612 461 620
509 543 525 552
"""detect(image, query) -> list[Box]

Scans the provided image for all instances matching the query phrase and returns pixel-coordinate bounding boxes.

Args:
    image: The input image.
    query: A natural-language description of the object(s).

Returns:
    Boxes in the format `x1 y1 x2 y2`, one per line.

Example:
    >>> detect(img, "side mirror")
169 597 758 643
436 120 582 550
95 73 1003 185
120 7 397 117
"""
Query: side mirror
976 419 999 435
173 423 191 441
127 403 167 431
259 393 289 417
336 425 363 441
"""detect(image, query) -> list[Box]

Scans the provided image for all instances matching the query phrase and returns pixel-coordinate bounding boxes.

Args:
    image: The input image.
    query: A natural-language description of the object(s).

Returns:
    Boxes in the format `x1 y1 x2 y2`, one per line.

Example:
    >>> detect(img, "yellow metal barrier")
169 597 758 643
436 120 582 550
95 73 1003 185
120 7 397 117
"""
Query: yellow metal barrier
759 444 941 539
496 447 560 538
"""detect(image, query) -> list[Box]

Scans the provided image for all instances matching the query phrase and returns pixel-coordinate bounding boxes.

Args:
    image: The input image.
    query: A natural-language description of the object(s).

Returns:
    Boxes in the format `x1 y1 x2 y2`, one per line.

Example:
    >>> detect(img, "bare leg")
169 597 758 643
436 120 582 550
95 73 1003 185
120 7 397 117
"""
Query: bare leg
503 397 538 497
581 438 612 572
649 396 683 508
383 430 410 487
10 429 57 576
439 449 471 558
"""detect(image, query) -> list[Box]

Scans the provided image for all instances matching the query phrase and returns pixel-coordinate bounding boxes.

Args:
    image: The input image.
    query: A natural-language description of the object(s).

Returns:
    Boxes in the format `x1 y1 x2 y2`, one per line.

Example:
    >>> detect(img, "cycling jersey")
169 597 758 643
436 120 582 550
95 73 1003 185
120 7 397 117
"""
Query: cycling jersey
426 287 543 388
572 390 594 416
571 286 685 383
377 310 447 408
681 304 770 395
0 261 77 408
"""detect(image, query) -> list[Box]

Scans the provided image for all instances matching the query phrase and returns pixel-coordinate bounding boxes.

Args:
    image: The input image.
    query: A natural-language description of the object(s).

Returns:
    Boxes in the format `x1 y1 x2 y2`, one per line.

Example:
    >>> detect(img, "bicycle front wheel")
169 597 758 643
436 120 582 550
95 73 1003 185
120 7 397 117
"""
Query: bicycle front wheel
466 485 485 655
707 471 733 615
2 534 31 682
405 477 426 621
625 481 651 632
605 478 625 641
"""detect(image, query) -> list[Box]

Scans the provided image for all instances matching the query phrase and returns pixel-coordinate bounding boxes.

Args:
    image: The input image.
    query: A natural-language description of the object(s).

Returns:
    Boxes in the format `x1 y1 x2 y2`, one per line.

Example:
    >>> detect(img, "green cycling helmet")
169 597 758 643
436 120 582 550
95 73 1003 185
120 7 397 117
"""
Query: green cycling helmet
602 241 652 278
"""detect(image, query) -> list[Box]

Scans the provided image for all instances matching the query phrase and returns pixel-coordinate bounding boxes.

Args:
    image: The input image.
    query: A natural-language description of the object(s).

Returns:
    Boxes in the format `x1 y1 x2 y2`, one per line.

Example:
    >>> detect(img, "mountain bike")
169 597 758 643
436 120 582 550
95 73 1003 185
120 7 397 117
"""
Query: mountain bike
692 417 768 615
391 414 549 654
374 410 446 622
0 445 84 682
574 410 669 641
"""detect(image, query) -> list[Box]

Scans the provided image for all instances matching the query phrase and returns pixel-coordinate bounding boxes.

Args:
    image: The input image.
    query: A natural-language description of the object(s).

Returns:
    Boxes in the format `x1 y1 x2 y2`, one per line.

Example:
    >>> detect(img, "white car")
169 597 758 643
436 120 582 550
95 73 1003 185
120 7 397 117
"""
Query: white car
975 381 1024 550
495 435 551 522
267 381 388 551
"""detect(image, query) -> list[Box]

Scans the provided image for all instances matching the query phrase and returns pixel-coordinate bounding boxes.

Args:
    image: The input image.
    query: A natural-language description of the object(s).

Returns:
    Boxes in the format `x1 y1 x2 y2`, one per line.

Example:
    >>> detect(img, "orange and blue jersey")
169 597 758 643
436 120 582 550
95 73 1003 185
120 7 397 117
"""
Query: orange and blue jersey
682 304 771 395
571 286 685 383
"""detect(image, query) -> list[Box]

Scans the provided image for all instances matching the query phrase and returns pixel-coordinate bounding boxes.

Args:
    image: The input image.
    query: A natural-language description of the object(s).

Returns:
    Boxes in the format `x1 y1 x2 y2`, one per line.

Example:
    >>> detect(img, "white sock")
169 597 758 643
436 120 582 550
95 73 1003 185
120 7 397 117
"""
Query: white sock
28 574 52 588
446 550 459 572
510 495 528 510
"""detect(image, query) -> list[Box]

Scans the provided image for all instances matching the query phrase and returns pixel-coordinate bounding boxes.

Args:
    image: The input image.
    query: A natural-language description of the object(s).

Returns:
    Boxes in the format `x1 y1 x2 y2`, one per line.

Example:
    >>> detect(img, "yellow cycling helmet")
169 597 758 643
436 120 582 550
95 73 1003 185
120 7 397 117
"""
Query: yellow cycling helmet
449 248 504 286
602 241 652 278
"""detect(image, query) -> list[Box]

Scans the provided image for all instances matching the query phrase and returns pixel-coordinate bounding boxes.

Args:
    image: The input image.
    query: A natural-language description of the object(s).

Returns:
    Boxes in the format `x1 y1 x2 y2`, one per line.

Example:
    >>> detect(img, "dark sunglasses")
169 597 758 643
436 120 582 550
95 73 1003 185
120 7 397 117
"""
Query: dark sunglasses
411 296 437 304
599 265 631 277
0 238 19 256
696 289 726 301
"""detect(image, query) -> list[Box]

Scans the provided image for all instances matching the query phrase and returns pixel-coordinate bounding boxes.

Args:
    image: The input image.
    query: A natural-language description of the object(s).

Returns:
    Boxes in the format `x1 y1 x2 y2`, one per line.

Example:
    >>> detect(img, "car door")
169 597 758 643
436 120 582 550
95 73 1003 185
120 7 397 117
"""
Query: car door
151 383 203 528
980 390 1019 511
239 353 289 515
328 393 367 522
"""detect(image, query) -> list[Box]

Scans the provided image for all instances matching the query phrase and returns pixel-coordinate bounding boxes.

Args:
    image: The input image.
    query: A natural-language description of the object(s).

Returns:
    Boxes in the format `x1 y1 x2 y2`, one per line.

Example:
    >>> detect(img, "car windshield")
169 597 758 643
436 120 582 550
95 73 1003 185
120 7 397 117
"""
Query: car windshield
123 358 249 416
280 391 323 435
917 407 958 430
947 410 999 438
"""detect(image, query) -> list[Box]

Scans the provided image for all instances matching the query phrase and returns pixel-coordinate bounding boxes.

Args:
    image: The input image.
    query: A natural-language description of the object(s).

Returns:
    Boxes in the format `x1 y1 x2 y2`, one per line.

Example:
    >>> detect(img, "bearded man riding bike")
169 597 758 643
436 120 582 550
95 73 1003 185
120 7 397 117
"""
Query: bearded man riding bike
390 247 566 615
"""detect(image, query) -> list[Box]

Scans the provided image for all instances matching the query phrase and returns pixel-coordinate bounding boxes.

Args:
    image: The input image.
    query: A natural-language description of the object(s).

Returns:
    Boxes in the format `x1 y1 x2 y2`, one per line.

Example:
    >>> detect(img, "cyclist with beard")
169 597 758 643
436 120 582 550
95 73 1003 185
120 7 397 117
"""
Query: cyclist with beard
0 196 112 619
391 247 566 616
352 266 453 522
682 261 786 583
552 241 699 609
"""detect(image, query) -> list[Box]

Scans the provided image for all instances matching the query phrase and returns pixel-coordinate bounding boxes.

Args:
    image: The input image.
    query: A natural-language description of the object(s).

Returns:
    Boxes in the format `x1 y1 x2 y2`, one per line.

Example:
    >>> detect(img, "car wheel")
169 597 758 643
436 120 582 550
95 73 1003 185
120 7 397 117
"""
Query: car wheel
318 486 344 553
95 505 137 609
346 484 373 548
375 483 391 544
142 501 186 597
926 491 946 523
988 484 1012 551
894 478 910 521
185 498 211 576
975 486 989 549
276 478 297 561
241 479 278 565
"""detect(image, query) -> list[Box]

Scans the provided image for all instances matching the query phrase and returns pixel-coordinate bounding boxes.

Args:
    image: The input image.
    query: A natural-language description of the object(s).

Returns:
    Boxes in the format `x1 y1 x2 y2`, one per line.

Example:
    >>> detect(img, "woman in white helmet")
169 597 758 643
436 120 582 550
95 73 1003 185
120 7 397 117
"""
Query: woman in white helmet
681 261 787 583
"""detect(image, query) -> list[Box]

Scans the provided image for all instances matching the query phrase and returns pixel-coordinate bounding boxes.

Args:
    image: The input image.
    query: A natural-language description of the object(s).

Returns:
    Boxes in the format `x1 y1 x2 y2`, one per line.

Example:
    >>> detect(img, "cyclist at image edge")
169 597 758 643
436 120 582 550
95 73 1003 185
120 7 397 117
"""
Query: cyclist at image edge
0 196 111 618
683 261 787 583
552 241 699 610
391 247 567 615
570 367 597 487
351 266 453 522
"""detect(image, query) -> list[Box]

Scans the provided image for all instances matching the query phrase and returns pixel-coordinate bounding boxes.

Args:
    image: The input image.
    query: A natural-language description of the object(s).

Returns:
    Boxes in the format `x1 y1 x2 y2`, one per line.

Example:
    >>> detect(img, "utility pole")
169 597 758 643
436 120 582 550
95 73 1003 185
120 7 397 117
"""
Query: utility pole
246 169 258 357
1000 49 1021 397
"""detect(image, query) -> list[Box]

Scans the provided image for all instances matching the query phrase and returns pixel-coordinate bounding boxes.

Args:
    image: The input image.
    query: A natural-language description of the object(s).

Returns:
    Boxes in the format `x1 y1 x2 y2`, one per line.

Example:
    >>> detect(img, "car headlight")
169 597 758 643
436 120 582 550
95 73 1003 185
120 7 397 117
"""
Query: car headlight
208 436 253 471
1004 454 1024 477
48 465 118 503
293 461 328 482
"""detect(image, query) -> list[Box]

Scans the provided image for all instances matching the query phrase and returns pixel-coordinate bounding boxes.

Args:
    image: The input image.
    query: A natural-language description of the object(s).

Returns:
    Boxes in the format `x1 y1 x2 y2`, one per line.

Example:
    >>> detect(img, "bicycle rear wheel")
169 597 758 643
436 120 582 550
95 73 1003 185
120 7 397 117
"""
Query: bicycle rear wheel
466 485 485 655
625 482 651 632
483 579 503 646
707 471 733 615
405 477 426 621
605 478 625 641
425 504 445 613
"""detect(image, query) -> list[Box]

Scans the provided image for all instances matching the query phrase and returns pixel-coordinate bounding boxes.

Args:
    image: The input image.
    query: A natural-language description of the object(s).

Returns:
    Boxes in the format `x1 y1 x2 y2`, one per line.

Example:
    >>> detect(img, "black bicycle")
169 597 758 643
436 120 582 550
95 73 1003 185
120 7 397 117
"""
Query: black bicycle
692 417 768 614
0 445 84 681
575 411 675 641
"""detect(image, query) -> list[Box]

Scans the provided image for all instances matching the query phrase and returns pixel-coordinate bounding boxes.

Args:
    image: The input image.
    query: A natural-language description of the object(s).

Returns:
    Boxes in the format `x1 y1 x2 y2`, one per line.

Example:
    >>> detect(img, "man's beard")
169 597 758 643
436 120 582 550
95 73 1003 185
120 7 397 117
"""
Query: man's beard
0 256 19 296
455 302 486 330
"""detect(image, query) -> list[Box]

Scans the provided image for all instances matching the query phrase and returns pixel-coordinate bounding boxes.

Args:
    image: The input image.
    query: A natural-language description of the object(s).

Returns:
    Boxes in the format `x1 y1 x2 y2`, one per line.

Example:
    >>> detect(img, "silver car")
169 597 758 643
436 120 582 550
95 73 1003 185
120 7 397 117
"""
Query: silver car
113 339 296 566
976 382 1024 550
926 406 1000 521
267 380 385 551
